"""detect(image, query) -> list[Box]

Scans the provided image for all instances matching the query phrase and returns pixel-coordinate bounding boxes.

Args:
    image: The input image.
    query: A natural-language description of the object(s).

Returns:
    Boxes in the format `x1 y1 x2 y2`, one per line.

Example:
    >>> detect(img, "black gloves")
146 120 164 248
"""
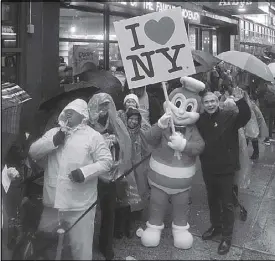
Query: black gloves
53 130 66 147
69 169 85 183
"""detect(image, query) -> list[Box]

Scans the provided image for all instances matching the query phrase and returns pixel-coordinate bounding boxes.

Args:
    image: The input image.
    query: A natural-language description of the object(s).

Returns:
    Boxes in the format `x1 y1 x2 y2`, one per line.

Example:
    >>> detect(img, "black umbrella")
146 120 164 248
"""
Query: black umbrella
192 50 221 74
39 70 123 110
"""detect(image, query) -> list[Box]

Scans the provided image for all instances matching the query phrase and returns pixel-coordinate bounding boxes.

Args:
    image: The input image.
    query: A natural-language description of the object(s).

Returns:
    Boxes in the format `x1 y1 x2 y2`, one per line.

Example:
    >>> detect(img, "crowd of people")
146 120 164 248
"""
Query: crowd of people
2 60 275 260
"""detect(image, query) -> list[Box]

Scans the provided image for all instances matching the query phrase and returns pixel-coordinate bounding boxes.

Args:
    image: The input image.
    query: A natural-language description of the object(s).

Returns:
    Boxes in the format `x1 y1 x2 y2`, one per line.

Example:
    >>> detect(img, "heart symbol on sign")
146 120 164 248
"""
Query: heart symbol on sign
144 16 175 45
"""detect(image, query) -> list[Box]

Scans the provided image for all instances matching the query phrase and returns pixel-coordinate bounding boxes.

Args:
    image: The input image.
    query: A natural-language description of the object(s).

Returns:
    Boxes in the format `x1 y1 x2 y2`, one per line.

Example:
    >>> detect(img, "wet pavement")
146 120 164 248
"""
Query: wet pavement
92 140 275 260
2 141 274 260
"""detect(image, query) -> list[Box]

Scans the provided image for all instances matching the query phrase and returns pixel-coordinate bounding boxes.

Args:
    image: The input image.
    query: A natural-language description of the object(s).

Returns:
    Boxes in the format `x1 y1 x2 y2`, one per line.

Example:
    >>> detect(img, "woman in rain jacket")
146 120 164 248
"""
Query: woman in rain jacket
88 93 132 260
29 99 112 260
118 93 151 131
115 107 151 239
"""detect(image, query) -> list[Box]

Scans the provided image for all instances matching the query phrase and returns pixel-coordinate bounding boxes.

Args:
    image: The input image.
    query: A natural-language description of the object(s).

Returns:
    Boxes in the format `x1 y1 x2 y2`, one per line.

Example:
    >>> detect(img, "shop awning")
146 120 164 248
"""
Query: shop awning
200 10 238 33
200 1 269 15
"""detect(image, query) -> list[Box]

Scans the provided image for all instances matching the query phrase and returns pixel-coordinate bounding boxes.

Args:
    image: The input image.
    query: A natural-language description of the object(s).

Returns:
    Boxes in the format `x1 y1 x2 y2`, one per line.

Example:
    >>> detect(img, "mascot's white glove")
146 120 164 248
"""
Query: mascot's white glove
168 133 187 152
158 112 172 129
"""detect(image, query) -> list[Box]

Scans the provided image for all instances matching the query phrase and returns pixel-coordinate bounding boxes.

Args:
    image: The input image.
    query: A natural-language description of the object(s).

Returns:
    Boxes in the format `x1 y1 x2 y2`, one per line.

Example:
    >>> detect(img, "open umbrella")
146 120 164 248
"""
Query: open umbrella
192 50 221 74
268 63 275 78
217 51 274 82
40 70 123 109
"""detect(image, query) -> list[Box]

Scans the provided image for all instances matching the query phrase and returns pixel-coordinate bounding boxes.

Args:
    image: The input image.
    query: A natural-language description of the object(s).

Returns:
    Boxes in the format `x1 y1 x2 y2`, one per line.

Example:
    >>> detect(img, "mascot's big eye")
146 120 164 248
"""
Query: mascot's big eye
185 99 198 112
171 93 186 109
186 104 193 112
175 100 182 108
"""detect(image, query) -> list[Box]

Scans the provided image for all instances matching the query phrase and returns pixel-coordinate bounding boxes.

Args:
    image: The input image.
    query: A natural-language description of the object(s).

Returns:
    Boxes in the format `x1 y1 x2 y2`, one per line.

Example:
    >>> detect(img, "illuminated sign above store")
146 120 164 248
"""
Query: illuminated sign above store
218 0 252 8
202 1 267 15
115 1 201 24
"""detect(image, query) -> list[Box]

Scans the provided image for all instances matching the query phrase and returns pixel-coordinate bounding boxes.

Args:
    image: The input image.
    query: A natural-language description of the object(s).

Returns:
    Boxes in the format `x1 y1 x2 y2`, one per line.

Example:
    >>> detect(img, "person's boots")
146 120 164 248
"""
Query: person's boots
250 139 259 160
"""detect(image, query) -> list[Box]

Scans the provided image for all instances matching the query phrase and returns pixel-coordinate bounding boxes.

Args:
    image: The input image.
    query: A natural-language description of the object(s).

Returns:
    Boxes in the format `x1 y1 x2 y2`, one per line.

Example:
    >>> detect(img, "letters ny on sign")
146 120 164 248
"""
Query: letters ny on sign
114 8 196 89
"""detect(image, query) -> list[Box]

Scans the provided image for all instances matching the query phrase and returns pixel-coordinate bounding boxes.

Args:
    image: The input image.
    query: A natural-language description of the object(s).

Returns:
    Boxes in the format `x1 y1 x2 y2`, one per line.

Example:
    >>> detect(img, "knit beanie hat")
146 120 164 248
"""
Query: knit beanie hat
123 94 139 108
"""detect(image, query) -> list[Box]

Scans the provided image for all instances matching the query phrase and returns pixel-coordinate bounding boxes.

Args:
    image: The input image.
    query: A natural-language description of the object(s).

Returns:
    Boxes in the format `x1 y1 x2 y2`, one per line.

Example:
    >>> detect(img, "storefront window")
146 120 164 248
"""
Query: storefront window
59 7 105 80
2 2 21 85
109 42 122 67
249 23 253 37
109 15 126 41
59 41 103 67
244 21 249 38
59 8 104 40
202 30 210 53
212 31 217 56
1 2 18 48
1 53 18 83
188 26 196 50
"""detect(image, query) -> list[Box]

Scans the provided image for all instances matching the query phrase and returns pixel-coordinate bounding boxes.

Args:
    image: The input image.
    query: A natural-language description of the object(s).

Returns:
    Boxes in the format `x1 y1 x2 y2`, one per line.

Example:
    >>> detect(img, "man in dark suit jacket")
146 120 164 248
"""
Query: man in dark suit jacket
196 89 251 255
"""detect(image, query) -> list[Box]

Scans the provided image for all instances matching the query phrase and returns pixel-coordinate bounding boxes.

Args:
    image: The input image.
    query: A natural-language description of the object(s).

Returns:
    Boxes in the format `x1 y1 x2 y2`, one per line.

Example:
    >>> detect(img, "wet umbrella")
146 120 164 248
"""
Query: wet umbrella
40 70 123 110
217 51 274 83
192 50 221 74
268 63 275 78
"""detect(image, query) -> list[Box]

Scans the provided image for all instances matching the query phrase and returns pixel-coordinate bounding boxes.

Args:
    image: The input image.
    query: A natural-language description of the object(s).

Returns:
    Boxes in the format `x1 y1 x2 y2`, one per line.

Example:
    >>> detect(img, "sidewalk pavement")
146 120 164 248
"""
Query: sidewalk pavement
93 140 275 260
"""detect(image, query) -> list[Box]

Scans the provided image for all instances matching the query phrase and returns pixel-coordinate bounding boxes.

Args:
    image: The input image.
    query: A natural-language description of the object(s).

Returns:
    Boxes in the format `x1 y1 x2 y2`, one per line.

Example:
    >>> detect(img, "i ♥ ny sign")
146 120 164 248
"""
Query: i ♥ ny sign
114 7 196 89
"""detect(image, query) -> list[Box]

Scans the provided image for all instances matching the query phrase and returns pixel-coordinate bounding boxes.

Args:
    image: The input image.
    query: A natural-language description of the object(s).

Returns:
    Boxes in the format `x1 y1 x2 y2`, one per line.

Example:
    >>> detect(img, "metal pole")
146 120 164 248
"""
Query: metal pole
29 1 32 24
55 228 65 260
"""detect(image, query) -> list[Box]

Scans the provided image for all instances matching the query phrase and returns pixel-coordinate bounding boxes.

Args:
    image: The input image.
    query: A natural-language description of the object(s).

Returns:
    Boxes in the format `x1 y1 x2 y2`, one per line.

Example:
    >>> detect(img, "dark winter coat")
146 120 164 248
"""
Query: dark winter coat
196 98 251 175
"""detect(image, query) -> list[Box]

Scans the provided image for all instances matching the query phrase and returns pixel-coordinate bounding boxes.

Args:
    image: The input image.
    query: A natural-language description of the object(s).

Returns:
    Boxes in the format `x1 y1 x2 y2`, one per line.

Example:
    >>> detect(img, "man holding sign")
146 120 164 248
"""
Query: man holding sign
114 8 204 250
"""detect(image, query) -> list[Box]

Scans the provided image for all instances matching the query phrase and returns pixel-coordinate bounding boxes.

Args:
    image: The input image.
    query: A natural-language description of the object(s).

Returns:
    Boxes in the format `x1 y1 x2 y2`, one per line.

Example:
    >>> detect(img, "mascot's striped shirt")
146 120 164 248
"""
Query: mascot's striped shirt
144 124 205 195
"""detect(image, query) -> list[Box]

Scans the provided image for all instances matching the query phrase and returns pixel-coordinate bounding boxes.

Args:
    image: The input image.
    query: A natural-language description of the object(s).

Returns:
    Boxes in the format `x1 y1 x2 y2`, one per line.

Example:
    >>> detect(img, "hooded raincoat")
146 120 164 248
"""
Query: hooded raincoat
29 99 113 211
117 107 151 211
88 93 132 179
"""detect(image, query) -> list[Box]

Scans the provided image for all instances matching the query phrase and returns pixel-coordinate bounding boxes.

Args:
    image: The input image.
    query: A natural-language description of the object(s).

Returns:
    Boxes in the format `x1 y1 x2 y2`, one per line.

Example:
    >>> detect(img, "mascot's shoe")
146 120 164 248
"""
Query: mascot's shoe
172 222 193 250
137 222 164 247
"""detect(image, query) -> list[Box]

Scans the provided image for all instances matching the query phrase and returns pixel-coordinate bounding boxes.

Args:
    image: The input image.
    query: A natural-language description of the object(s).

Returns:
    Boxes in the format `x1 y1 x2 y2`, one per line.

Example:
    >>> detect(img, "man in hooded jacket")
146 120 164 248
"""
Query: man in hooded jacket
29 99 112 260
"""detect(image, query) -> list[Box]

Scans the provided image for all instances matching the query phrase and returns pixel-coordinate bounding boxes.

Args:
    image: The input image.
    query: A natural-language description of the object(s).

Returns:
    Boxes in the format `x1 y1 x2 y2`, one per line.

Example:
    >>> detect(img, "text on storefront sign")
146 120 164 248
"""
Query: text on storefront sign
116 1 200 23
218 0 253 8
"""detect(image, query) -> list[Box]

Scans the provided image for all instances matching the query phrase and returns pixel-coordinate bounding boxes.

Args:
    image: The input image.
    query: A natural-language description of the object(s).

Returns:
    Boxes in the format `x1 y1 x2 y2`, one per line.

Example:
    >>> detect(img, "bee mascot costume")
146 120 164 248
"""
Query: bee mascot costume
137 76 205 249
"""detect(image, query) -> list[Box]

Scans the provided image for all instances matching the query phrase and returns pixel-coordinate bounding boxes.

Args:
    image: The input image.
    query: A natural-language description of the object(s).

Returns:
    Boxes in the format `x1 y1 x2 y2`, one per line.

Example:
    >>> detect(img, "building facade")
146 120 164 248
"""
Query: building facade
2 1 275 107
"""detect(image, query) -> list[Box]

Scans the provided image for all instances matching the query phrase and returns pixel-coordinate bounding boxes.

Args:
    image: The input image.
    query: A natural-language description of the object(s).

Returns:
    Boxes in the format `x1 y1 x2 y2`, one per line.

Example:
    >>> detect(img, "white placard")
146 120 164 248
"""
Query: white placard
114 7 196 89
2 165 11 193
